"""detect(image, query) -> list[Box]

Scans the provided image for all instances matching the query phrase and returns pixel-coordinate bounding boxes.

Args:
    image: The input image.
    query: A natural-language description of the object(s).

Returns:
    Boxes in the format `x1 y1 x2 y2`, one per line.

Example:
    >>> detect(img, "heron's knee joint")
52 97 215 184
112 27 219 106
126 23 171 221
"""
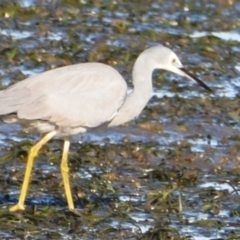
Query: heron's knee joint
61 164 69 173
29 147 38 158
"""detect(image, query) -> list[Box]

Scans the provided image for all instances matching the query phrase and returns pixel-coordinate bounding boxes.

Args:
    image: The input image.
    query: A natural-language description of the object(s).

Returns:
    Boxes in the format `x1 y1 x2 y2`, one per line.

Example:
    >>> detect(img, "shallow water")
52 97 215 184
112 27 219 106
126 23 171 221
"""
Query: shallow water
0 0 240 239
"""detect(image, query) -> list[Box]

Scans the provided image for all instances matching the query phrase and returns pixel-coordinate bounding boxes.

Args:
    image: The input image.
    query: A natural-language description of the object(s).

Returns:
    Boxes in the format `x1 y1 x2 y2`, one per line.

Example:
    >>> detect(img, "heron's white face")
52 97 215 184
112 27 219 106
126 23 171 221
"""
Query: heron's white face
161 52 185 76
158 50 212 92
139 45 212 92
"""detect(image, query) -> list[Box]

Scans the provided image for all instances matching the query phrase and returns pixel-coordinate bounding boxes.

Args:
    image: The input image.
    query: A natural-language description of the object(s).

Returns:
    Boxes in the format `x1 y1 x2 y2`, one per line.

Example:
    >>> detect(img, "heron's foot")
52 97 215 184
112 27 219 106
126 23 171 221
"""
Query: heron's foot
69 208 82 216
9 203 25 212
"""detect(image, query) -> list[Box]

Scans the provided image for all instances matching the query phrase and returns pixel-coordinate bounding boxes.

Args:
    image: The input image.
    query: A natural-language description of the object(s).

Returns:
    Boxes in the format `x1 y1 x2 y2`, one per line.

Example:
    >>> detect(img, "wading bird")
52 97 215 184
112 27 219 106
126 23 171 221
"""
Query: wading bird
0 45 212 213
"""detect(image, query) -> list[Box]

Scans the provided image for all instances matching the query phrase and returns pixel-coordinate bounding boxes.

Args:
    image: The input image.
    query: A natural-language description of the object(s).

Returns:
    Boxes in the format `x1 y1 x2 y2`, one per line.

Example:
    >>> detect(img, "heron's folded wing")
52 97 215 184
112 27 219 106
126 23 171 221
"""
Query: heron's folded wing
8 63 128 128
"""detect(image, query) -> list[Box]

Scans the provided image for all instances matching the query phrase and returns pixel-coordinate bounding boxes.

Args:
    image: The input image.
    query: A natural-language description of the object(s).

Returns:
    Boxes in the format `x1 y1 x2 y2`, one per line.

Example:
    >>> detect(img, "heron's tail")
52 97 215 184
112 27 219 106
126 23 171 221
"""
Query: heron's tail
0 89 26 115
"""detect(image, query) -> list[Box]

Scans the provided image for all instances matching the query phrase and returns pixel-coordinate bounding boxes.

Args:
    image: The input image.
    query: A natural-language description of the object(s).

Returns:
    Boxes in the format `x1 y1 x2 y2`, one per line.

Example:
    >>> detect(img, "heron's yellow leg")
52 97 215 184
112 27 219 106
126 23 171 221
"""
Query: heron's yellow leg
9 131 57 212
61 139 74 211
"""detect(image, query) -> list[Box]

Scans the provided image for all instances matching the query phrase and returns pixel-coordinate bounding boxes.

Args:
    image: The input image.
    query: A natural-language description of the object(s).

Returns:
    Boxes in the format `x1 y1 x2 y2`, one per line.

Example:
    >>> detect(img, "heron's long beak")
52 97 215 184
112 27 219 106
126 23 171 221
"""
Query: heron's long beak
178 67 213 92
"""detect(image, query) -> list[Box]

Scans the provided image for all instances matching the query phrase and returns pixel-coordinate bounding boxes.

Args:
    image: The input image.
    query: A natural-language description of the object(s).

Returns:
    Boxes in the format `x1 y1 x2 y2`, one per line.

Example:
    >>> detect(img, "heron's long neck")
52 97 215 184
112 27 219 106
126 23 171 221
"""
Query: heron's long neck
109 58 153 127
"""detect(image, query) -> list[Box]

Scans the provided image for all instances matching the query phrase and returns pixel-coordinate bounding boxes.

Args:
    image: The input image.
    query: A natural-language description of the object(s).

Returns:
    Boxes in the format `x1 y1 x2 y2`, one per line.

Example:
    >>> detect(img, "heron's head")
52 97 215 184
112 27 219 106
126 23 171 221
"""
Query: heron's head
142 45 212 92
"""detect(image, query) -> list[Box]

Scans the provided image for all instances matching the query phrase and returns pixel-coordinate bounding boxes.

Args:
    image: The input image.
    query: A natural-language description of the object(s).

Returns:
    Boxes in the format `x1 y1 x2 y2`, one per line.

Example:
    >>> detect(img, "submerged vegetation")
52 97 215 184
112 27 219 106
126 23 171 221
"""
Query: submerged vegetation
0 0 240 239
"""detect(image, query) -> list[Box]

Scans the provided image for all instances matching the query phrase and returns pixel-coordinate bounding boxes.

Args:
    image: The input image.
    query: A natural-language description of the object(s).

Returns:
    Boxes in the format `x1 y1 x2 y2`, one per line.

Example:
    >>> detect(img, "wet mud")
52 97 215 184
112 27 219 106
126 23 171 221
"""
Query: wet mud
0 0 240 239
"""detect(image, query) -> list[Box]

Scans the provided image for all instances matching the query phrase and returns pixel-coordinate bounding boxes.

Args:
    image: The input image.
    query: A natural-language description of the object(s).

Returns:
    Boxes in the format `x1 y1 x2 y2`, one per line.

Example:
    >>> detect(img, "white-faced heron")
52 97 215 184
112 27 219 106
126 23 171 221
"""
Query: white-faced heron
0 45 212 213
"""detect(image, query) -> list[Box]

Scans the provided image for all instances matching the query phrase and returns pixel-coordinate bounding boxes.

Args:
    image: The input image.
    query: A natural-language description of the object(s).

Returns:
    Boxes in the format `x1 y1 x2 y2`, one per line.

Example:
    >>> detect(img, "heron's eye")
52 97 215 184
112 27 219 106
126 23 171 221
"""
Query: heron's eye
172 59 177 65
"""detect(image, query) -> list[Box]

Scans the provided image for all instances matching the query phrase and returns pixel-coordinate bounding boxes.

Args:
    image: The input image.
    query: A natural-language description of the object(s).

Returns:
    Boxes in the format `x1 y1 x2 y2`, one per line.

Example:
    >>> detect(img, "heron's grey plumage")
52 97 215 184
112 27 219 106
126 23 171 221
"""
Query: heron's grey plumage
0 45 212 213
0 45 212 137
0 63 127 135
